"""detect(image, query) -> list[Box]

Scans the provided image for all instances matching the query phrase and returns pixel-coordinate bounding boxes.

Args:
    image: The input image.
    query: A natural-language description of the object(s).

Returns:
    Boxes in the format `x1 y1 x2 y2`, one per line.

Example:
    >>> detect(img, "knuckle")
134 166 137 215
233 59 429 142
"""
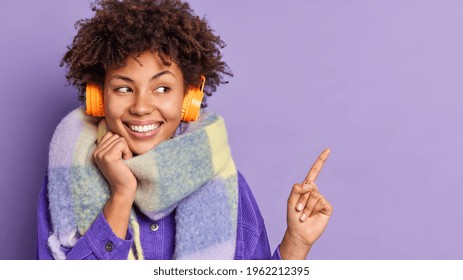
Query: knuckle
301 208 310 215
102 153 112 162
94 152 103 162
305 200 314 208
297 194 308 203
319 199 327 208
117 139 128 149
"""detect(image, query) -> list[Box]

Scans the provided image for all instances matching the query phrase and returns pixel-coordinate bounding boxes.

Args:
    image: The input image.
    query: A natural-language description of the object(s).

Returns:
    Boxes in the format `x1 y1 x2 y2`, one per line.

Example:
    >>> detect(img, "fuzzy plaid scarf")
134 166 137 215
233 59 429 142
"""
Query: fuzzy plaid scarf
47 107 238 260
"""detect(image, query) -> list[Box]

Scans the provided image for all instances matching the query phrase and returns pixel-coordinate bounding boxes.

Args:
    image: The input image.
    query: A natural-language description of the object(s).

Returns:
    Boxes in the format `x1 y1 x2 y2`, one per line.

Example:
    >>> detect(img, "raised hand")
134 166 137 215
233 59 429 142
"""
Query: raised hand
92 130 137 239
93 131 136 197
280 148 333 260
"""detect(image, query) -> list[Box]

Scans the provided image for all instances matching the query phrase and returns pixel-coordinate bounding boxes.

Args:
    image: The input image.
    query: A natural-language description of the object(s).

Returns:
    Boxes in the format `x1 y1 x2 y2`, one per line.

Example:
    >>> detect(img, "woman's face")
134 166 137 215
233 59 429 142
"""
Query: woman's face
103 50 184 155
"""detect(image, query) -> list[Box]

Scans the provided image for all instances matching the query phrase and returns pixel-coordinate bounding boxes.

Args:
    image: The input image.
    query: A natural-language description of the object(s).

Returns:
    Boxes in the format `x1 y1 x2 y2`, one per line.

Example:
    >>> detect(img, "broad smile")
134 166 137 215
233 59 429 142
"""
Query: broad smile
128 123 161 133
124 121 163 140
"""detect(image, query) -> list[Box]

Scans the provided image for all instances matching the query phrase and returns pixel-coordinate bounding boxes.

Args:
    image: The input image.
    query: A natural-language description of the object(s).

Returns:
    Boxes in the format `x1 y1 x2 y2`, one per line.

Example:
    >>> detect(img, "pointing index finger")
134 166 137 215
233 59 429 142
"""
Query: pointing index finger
304 148 331 183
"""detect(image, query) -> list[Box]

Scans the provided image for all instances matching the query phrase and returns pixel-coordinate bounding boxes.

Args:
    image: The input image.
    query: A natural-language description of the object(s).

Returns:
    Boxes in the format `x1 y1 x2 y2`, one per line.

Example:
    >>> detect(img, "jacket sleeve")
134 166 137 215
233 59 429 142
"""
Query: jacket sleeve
37 173 134 260
235 172 282 260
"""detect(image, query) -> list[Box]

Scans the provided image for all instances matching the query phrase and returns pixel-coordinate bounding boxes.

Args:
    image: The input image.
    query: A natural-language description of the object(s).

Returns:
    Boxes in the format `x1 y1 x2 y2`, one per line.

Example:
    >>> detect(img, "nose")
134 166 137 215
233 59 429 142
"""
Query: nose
129 91 154 116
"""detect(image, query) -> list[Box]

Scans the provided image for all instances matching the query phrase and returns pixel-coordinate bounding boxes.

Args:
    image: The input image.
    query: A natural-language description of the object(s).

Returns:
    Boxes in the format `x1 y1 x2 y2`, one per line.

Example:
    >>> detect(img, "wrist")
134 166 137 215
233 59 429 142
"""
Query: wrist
109 189 136 207
110 182 137 200
103 192 134 240
280 230 312 260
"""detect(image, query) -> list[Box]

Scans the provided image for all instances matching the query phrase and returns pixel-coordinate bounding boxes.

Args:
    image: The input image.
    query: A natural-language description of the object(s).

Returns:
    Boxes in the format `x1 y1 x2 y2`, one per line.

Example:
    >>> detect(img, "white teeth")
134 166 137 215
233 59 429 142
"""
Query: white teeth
129 123 160 133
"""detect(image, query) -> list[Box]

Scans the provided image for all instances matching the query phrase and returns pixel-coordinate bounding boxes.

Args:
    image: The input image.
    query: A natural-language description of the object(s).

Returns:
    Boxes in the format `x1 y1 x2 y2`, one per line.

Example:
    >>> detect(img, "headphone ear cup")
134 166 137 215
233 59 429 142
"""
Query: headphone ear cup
182 87 204 122
182 76 206 122
85 83 105 117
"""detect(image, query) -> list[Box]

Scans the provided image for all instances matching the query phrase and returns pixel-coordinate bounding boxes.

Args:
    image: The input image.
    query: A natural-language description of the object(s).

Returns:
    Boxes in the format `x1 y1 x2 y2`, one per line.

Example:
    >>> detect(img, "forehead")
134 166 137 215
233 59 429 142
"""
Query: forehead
105 51 182 80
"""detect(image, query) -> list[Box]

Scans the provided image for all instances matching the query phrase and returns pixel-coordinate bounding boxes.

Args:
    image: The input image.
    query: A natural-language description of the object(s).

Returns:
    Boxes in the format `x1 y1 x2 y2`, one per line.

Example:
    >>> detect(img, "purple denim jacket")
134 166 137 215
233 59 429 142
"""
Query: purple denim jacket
37 171 282 260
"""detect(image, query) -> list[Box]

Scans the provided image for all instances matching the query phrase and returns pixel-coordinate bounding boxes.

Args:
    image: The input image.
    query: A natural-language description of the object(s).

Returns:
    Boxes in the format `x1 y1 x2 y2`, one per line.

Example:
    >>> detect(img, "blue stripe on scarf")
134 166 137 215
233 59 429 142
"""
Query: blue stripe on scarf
174 178 234 257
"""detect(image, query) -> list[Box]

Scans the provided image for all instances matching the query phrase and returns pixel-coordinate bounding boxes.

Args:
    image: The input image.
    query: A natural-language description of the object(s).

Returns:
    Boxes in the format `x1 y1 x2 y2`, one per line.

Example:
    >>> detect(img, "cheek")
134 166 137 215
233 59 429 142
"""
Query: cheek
104 96 127 129
105 95 121 114
161 96 184 120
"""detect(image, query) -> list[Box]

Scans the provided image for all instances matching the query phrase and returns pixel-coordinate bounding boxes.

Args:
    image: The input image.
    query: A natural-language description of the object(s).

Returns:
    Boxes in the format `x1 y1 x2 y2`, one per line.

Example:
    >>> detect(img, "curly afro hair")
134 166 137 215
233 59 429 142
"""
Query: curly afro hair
60 0 232 107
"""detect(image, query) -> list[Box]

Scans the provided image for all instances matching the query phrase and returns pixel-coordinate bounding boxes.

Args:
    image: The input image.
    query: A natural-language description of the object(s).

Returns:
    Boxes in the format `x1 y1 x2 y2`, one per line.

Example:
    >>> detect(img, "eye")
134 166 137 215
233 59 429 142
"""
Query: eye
154 86 170 94
115 86 132 93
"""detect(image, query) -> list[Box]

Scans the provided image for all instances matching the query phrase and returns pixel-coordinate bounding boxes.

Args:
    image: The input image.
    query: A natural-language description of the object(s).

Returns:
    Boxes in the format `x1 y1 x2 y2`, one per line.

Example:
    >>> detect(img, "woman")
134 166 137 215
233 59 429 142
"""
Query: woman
37 0 333 260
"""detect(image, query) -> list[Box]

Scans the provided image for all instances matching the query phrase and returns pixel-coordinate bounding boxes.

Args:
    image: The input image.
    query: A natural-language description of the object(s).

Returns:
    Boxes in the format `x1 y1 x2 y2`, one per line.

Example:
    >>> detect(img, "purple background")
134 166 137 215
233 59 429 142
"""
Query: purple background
1 0 462 260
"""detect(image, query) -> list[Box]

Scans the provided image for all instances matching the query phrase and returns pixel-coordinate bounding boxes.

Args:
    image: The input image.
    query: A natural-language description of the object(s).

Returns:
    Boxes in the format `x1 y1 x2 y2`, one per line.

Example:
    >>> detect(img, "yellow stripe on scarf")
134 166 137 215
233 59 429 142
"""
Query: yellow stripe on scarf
205 118 236 179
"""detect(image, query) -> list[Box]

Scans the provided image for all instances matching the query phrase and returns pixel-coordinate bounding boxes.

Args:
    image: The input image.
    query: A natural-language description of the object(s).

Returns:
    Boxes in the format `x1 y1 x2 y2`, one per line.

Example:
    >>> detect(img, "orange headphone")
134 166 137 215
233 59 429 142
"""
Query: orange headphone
85 75 206 122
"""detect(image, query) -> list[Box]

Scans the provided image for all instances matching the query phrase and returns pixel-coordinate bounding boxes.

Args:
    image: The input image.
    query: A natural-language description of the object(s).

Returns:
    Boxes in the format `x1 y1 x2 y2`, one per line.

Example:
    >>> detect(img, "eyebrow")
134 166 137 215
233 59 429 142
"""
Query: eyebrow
110 70 175 83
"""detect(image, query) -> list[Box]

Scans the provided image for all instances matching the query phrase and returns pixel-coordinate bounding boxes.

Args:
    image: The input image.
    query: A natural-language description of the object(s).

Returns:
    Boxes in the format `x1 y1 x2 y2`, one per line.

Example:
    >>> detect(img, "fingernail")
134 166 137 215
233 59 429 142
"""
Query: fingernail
300 213 307 222
296 203 303 212
302 184 311 190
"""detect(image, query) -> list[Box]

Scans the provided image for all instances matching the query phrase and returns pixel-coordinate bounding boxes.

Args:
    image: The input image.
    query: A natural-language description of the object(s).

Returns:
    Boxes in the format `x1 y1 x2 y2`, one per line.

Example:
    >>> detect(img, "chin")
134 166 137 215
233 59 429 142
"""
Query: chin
131 145 155 156
129 140 164 155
